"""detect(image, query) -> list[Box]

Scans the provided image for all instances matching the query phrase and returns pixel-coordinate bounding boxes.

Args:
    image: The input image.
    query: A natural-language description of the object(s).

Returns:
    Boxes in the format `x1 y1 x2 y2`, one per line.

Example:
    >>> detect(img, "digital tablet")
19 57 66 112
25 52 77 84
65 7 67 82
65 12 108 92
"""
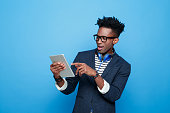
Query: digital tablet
50 54 75 77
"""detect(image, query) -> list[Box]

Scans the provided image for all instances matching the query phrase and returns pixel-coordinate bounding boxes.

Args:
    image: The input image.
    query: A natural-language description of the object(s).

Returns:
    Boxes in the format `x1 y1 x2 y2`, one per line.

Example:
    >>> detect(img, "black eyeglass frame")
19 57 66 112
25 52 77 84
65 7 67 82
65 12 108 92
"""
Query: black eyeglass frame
93 34 118 42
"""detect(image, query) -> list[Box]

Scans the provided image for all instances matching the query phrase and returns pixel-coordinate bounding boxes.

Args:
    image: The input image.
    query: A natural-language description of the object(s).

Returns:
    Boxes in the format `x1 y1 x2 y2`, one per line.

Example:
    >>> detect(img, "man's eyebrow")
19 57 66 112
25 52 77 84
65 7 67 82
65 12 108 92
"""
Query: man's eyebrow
97 35 107 37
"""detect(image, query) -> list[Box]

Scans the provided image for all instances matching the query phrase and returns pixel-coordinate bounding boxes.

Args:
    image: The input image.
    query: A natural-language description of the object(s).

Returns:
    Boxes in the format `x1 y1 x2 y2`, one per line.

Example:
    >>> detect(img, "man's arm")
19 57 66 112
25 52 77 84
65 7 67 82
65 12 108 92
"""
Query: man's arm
50 62 66 88
60 64 80 95
71 62 131 103
91 63 131 102
71 63 109 94
55 78 67 91
101 63 131 103
50 53 81 95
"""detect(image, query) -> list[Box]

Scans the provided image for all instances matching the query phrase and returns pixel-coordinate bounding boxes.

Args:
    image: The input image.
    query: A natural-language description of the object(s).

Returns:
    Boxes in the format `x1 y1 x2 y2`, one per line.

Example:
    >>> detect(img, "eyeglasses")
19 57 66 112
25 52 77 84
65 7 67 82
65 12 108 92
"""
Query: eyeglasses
93 34 117 42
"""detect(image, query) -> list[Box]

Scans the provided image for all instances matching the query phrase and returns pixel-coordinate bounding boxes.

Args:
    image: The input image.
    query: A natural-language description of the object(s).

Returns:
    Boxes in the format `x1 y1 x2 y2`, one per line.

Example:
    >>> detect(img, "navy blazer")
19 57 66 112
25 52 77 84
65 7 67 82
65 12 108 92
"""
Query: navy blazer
61 49 131 113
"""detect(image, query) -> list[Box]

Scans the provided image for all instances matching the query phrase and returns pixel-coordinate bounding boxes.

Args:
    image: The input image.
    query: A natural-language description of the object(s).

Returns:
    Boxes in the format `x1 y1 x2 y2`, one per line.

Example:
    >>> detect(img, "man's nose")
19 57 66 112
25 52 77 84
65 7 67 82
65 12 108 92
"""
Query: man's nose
97 38 102 44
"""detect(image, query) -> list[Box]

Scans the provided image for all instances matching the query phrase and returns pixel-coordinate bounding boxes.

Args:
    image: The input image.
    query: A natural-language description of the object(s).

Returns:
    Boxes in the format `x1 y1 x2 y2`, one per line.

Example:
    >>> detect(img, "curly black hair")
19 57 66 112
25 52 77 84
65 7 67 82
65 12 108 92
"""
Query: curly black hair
96 16 125 37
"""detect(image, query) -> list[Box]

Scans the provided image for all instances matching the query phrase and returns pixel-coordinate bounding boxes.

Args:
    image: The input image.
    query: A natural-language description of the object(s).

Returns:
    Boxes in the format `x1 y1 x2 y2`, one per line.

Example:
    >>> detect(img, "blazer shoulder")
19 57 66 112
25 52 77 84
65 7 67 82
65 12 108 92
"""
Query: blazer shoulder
115 53 131 67
77 49 95 56
114 53 131 74
79 49 95 53
73 49 95 61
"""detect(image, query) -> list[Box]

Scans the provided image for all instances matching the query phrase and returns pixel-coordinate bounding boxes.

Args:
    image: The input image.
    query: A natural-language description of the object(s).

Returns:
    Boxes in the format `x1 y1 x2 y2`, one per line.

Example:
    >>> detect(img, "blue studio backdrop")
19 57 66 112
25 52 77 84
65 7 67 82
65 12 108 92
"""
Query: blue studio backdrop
0 0 170 113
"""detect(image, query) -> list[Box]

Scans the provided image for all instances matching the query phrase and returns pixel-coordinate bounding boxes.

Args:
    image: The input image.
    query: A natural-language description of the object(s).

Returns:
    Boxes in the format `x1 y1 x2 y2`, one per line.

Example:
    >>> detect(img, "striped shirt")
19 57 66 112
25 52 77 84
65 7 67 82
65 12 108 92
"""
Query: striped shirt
95 54 112 76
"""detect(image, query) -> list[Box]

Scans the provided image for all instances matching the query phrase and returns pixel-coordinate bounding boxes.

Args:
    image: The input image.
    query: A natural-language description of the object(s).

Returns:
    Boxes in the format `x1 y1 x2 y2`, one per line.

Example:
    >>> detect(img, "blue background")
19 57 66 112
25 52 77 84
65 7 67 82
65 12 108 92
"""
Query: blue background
0 0 170 113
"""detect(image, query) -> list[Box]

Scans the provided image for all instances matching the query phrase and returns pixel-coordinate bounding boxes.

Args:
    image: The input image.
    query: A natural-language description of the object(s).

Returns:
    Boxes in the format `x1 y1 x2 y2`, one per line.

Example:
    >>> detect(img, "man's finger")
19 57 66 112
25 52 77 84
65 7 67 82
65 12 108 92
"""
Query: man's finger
53 62 60 65
75 66 84 75
53 65 65 69
50 64 53 67
51 65 64 70
52 62 65 68
58 67 65 72
51 65 65 72
76 68 79 75
53 62 64 66
79 69 85 76
54 67 65 74
75 67 81 75
54 67 65 71
71 63 83 66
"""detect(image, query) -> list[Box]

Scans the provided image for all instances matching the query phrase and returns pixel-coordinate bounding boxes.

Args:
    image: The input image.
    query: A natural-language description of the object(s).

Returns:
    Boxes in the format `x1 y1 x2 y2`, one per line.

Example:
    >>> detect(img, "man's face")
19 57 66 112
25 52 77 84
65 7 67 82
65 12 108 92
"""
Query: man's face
96 27 118 54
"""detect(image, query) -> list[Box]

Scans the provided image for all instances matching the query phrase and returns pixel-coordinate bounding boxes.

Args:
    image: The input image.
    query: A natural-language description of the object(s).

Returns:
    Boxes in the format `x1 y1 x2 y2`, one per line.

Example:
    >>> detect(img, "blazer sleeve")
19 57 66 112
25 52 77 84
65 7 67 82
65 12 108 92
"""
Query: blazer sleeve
101 63 131 103
61 52 80 95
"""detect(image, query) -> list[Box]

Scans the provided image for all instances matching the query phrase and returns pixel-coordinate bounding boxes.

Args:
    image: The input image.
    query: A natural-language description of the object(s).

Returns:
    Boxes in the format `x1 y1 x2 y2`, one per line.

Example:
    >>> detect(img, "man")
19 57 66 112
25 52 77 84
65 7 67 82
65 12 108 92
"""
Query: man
50 16 131 113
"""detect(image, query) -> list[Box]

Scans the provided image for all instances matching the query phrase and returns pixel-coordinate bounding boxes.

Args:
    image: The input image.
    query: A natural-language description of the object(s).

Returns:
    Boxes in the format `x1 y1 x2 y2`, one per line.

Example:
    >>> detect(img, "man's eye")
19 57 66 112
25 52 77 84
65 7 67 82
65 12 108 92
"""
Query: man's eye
103 37 107 40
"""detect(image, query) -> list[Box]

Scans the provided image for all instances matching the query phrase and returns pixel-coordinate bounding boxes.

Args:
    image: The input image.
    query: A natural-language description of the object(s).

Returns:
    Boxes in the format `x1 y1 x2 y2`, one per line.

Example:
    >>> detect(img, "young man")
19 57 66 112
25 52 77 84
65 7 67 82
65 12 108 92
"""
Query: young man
50 16 131 113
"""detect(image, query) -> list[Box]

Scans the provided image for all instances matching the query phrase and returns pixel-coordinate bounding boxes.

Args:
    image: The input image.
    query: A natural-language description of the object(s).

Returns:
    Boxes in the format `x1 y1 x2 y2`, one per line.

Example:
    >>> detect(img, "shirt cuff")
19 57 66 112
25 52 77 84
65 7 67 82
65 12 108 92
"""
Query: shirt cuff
55 78 68 91
97 79 110 94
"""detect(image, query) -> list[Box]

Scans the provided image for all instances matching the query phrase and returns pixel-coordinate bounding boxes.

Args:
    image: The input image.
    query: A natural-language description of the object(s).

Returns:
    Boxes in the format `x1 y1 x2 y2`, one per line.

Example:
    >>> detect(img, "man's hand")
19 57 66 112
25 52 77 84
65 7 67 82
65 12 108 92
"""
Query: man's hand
71 63 96 77
50 62 66 79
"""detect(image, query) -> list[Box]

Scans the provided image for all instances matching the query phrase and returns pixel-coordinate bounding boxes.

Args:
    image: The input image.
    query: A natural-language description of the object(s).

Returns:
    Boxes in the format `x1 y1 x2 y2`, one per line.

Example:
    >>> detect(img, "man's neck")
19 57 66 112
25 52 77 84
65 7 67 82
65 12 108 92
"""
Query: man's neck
101 48 114 57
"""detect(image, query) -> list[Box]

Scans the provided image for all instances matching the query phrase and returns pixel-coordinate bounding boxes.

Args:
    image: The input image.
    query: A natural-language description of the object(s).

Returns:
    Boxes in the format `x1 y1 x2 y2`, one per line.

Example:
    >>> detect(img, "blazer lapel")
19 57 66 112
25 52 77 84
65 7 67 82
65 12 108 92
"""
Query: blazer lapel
87 49 96 84
89 49 96 70
101 52 119 78
86 49 119 84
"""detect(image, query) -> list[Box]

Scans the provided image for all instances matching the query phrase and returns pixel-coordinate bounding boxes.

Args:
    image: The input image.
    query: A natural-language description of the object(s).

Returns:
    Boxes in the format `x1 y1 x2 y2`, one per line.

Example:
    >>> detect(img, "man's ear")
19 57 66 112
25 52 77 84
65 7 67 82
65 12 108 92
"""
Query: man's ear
113 38 119 44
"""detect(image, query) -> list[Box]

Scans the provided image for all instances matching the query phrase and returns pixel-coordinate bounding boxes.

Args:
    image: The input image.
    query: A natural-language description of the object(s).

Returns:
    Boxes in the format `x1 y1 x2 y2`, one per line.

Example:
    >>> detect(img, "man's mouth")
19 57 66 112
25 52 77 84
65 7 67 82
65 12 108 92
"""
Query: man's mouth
97 46 104 51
